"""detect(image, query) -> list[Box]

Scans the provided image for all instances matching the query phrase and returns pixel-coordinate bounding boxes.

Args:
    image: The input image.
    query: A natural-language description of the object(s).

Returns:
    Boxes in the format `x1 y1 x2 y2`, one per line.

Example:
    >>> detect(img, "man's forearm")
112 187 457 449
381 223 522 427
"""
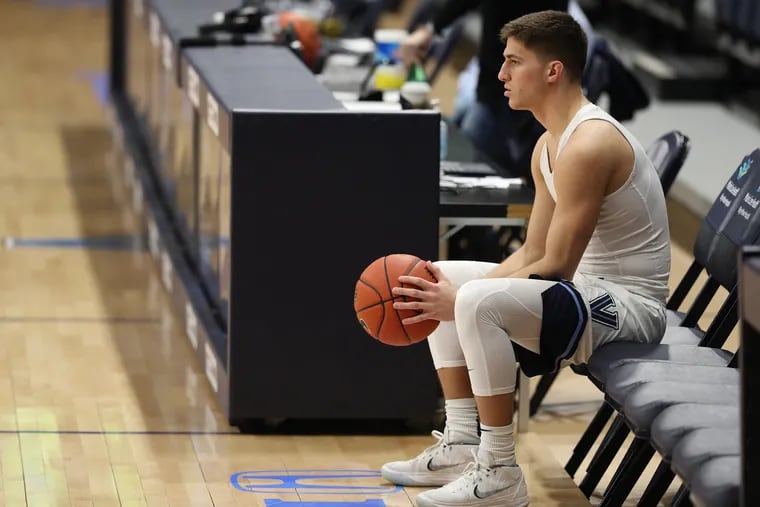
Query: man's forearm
506 257 573 281
483 248 529 279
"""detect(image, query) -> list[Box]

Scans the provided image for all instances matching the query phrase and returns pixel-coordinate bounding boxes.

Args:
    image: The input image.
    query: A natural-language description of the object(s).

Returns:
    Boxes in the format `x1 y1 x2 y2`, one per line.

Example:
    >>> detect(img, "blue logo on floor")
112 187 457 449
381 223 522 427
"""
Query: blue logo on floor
230 469 400 496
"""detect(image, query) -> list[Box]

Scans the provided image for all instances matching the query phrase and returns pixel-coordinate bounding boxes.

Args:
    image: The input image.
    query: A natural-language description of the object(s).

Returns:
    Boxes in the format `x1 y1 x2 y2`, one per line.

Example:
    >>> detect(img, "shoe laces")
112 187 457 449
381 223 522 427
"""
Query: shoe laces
452 450 498 491
416 430 450 461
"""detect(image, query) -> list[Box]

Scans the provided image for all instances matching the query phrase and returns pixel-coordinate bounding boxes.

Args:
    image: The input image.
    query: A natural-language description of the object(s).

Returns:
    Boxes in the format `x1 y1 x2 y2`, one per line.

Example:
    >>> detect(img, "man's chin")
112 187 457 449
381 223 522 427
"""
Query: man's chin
508 97 525 110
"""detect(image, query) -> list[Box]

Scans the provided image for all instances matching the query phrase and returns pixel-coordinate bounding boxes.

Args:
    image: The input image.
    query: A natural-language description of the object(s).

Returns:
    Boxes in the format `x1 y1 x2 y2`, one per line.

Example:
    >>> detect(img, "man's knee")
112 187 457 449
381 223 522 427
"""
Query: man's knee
455 279 504 317
454 279 480 314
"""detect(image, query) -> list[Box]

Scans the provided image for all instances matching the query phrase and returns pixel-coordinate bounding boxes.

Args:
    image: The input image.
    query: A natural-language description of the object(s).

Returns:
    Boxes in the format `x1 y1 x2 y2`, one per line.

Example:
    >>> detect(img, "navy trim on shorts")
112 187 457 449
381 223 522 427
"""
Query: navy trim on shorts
512 280 589 377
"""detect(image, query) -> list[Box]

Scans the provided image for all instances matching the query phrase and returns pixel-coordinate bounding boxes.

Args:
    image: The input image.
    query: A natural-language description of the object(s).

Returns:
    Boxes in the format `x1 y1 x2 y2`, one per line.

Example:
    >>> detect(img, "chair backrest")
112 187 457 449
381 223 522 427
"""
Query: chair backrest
645 130 690 196
696 149 760 287
669 149 760 327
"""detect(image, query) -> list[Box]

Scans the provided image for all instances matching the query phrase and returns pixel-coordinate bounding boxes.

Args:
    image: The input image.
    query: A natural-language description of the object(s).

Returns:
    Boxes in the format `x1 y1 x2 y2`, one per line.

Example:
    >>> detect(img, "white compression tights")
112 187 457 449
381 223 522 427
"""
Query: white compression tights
429 260 559 396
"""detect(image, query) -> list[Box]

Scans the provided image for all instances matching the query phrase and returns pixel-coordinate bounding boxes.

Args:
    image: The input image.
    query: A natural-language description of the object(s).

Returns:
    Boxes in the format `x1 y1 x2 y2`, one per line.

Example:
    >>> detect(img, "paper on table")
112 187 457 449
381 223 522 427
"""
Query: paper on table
324 53 363 68
333 90 402 108
342 101 402 112
332 91 360 102
440 175 524 189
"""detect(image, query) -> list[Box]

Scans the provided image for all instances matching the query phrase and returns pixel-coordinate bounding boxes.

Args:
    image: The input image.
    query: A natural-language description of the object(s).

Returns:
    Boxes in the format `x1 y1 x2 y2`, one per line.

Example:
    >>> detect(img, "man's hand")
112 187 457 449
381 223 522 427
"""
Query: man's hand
391 261 457 323
397 25 433 65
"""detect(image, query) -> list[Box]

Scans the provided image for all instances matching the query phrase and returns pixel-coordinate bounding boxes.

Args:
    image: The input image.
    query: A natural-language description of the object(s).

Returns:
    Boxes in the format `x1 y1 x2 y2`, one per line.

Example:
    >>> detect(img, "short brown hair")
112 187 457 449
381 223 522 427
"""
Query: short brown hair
500 10 587 83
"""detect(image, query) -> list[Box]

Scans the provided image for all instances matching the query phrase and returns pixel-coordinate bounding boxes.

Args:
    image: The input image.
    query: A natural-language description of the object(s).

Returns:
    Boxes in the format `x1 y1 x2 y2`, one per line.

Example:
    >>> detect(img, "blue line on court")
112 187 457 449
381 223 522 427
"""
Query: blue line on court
2 234 231 252
4 235 145 251
0 316 159 325
76 70 109 105
37 0 106 9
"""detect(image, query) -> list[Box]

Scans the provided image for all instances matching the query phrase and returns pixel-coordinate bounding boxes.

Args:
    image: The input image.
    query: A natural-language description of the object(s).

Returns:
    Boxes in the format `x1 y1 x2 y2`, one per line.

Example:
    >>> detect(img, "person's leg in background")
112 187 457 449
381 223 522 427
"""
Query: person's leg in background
450 57 479 126
459 99 543 180
453 100 542 262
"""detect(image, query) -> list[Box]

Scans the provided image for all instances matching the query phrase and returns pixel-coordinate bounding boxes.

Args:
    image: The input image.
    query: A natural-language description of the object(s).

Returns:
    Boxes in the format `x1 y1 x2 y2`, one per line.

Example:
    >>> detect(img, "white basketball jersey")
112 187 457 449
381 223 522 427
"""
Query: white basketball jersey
539 103 671 303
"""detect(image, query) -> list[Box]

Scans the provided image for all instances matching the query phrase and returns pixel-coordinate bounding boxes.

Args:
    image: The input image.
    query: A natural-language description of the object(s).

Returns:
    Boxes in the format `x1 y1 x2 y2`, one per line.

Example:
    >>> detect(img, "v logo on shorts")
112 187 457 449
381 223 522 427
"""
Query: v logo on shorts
590 293 619 329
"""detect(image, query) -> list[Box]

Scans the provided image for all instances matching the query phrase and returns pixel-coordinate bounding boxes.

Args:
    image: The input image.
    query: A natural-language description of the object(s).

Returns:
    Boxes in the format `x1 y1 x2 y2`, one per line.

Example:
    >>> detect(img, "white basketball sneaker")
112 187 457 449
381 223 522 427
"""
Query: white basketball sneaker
381 430 479 486
415 451 529 507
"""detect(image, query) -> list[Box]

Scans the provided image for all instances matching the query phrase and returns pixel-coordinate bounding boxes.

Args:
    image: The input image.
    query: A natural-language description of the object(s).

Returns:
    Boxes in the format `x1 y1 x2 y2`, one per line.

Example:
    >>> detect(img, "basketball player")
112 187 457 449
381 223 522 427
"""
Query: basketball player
382 10 670 507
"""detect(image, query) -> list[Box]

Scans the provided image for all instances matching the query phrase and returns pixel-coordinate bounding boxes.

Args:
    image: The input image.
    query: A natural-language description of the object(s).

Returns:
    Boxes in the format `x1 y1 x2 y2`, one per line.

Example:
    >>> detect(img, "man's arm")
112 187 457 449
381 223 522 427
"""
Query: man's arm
485 132 555 278
400 0 481 63
506 122 615 281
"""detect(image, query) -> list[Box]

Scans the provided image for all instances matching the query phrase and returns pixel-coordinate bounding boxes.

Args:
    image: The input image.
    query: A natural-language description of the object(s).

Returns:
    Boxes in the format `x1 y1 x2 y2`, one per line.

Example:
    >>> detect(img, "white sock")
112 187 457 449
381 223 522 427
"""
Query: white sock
443 398 480 444
478 423 516 467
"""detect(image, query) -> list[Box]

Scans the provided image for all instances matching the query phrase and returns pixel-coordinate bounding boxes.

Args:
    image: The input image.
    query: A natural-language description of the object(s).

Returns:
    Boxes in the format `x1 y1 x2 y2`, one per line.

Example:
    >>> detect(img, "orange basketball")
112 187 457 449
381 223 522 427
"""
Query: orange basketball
354 254 440 346
278 11 322 69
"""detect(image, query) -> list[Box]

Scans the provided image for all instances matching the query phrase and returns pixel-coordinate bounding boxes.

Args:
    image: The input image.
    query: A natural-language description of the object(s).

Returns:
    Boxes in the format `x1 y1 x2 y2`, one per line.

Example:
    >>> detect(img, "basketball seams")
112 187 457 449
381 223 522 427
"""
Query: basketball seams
354 279 384 312
355 297 399 312
385 256 414 344
400 259 422 306
424 265 438 283
355 275 386 338
354 254 440 346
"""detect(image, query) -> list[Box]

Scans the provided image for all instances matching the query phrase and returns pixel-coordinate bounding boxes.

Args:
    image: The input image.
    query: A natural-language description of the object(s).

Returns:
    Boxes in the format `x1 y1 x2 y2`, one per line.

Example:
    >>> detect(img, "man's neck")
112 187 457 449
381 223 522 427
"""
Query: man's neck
532 87 590 141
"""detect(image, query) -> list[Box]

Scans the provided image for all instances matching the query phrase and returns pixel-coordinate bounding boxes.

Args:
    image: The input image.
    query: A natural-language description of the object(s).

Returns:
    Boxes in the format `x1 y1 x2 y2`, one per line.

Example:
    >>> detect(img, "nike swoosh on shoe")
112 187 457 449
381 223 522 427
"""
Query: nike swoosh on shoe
426 458 465 472
473 483 514 499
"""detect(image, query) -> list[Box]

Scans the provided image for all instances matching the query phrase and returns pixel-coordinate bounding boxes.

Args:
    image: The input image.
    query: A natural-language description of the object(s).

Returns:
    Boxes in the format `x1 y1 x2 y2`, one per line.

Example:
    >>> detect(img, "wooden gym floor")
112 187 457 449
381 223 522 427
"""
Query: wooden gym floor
0 0 735 505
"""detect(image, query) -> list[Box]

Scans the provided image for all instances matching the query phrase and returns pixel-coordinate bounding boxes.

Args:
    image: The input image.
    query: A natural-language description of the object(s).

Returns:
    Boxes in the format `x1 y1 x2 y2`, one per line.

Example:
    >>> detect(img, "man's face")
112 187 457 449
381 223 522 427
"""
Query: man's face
497 37 549 110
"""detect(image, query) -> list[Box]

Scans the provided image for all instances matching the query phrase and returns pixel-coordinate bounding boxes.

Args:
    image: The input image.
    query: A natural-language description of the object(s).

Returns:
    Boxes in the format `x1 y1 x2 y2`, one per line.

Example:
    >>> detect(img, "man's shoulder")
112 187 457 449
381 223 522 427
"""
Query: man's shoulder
570 119 626 147
561 120 631 165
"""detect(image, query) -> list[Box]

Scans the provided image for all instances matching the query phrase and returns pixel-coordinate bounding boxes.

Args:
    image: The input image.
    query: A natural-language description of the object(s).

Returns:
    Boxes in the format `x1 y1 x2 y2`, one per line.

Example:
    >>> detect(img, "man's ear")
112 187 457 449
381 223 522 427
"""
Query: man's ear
546 61 563 83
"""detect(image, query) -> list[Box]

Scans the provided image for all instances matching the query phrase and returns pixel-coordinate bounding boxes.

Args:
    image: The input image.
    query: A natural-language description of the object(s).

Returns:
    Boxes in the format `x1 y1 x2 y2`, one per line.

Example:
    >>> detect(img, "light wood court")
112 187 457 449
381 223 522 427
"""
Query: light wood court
0 0 731 505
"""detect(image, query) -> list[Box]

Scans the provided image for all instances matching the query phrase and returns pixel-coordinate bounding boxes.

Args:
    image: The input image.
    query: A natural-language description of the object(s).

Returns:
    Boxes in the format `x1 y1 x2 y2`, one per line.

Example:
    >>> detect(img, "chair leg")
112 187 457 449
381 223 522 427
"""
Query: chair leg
670 484 692 506
565 401 614 477
529 371 558 416
638 460 676 507
579 415 630 498
598 438 655 507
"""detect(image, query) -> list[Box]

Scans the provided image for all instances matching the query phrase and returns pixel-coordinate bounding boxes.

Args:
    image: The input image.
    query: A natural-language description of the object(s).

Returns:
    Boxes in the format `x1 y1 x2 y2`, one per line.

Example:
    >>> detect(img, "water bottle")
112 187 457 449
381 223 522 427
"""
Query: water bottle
439 117 448 161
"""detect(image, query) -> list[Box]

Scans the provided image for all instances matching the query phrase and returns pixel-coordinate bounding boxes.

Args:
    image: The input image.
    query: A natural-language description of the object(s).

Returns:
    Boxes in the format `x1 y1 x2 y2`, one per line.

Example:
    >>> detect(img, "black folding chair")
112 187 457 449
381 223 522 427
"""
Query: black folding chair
570 149 760 504
646 130 690 197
